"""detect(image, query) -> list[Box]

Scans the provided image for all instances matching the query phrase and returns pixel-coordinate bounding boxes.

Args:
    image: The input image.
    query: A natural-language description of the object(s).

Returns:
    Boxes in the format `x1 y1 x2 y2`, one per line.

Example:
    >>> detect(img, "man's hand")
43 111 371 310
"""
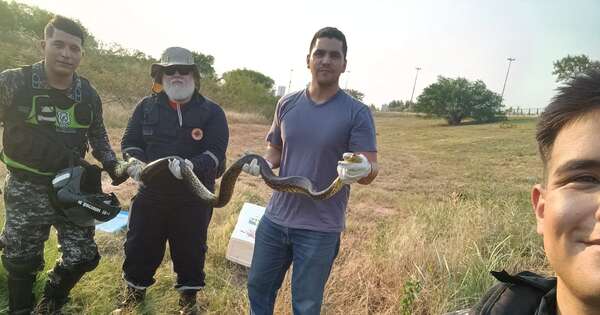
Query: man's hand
242 157 272 177
337 153 371 185
126 157 145 182
168 158 194 180
105 160 129 186
242 159 260 177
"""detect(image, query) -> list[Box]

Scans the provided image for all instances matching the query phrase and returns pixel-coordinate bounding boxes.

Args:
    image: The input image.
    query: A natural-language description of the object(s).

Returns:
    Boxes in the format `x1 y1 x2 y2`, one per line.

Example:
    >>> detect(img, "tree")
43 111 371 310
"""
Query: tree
222 69 274 90
385 100 409 112
415 76 503 125
192 51 216 79
469 80 505 123
553 54 600 82
344 88 365 101
219 68 278 119
3 1 99 49
0 0 16 31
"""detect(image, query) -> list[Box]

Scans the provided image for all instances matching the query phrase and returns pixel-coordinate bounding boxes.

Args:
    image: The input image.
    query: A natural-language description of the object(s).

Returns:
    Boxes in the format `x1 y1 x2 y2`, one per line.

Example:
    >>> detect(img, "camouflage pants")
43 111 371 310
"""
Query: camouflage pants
1 173 98 268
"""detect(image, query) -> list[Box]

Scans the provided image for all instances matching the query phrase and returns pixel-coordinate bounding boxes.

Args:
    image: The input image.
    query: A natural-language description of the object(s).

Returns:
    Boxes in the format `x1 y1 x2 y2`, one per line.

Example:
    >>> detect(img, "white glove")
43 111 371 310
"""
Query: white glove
337 153 371 185
126 158 145 182
242 158 272 177
168 158 194 180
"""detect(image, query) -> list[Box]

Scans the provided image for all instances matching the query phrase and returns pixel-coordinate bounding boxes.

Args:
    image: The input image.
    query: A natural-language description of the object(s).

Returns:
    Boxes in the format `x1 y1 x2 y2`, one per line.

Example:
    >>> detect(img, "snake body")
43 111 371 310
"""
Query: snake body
121 154 360 208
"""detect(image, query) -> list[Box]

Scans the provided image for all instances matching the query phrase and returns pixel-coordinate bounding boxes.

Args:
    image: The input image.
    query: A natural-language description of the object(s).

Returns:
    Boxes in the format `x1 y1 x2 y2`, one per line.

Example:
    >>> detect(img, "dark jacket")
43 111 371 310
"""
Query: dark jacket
121 91 228 198
471 270 557 315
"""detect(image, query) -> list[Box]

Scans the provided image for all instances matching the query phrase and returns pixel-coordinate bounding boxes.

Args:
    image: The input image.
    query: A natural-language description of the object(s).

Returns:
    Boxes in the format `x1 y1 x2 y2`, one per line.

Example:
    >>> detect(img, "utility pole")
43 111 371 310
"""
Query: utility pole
501 58 516 103
410 67 422 104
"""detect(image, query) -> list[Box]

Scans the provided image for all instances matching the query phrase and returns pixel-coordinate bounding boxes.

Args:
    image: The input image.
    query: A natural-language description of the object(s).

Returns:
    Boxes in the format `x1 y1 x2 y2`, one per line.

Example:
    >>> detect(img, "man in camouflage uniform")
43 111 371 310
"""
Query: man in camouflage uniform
0 16 126 314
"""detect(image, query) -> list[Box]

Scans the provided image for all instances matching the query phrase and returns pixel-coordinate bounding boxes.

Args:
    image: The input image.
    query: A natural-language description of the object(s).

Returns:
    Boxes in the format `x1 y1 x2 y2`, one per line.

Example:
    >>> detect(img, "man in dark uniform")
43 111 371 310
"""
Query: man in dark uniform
0 16 126 314
115 47 229 315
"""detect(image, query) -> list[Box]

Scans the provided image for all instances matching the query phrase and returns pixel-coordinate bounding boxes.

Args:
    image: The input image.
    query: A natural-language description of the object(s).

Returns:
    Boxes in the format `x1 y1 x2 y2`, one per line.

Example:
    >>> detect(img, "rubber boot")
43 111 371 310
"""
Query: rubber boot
7 273 36 315
33 265 86 315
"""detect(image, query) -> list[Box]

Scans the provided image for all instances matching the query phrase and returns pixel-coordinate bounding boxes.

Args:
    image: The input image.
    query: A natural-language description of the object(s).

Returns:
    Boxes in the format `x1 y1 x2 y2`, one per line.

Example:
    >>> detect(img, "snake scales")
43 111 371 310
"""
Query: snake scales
116 154 361 208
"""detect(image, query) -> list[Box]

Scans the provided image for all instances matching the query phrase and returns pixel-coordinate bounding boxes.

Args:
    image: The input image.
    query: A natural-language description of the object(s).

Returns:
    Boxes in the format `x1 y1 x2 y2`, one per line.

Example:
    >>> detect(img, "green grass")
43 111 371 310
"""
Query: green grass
0 112 550 314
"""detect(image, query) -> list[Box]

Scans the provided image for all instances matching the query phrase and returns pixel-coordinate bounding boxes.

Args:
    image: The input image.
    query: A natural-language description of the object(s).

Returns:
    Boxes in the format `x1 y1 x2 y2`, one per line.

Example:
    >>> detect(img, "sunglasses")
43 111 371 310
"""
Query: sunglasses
163 66 194 76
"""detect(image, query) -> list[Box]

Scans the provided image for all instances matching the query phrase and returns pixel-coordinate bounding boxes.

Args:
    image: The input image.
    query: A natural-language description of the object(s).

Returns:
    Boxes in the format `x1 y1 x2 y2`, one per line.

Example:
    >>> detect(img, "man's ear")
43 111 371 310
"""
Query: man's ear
306 54 310 69
40 40 46 53
532 184 546 235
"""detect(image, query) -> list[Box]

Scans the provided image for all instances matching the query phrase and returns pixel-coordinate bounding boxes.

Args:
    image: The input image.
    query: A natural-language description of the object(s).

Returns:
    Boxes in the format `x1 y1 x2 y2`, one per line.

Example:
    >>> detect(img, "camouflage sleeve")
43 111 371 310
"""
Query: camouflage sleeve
87 88 117 167
0 69 25 122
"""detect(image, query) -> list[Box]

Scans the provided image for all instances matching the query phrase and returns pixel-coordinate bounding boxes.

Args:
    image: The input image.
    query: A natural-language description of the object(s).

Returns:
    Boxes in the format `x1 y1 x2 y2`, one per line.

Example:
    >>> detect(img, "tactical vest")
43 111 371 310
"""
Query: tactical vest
1 66 92 176
471 270 557 315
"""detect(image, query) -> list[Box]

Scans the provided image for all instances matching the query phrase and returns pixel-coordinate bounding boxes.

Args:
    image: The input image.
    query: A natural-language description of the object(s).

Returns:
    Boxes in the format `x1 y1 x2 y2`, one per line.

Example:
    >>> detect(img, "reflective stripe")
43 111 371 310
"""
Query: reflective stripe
177 104 182 127
123 147 145 154
124 279 149 290
203 150 219 168
51 172 71 186
176 285 204 292
1 152 54 176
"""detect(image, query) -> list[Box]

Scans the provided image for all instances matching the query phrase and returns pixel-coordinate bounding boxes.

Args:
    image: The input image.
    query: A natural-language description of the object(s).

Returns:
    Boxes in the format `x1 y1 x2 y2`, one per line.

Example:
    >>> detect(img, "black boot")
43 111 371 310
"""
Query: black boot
111 286 146 314
33 265 87 314
178 290 199 315
7 273 36 315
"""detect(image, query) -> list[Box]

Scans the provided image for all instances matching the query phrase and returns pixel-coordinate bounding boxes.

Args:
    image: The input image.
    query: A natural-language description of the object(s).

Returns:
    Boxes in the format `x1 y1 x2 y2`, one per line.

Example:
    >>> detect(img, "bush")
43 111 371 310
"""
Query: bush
415 76 505 125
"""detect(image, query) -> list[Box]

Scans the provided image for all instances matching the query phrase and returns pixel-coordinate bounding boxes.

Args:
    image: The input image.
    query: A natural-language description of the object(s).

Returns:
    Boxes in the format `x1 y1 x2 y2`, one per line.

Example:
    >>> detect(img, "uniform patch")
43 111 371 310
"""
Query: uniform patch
57 111 71 128
191 128 203 141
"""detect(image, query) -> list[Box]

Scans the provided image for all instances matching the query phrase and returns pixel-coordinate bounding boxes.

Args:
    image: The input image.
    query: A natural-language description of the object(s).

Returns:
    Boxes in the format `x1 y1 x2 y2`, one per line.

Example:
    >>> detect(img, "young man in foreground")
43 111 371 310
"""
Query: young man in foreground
473 70 600 314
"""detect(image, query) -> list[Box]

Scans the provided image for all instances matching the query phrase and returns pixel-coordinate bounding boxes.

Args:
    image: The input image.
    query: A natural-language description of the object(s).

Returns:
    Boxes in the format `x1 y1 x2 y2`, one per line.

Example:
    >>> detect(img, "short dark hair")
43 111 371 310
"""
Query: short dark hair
44 15 85 46
536 69 600 169
308 27 347 59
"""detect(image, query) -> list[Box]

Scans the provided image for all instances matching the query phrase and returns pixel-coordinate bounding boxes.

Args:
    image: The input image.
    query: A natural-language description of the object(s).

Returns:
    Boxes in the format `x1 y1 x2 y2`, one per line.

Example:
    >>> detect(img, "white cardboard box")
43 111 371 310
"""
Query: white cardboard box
226 202 266 267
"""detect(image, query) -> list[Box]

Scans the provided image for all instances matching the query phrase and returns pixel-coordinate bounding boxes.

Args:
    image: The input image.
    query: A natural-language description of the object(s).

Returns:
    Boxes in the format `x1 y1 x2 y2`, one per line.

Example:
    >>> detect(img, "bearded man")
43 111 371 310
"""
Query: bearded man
114 47 229 315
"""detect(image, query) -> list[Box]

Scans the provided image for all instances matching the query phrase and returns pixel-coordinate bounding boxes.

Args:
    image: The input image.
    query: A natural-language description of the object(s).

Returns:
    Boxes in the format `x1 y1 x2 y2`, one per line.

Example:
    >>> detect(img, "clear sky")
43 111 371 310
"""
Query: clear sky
15 0 600 108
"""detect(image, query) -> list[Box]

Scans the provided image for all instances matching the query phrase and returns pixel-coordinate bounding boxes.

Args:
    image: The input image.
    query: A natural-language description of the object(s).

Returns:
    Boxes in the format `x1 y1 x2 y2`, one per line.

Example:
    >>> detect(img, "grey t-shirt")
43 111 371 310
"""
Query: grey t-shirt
265 89 377 232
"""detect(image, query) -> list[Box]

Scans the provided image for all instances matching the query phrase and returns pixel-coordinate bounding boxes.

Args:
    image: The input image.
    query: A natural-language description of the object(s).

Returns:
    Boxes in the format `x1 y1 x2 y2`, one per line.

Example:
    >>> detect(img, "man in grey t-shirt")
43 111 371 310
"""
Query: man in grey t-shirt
244 27 379 315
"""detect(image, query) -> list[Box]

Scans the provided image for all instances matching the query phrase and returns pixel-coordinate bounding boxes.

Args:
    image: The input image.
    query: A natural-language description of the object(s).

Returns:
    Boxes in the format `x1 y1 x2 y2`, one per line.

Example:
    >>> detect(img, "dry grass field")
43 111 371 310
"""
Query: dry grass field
0 111 550 314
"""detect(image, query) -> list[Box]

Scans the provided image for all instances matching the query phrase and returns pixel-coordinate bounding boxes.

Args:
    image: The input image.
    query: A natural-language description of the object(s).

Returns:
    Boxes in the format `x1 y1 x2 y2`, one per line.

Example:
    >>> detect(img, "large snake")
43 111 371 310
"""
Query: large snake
115 154 362 208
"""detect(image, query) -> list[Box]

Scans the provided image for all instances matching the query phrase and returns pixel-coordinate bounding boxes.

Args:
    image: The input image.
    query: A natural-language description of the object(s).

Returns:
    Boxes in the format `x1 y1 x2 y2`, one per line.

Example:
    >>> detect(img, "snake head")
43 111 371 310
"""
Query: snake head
109 160 131 186
342 152 363 163
122 152 132 162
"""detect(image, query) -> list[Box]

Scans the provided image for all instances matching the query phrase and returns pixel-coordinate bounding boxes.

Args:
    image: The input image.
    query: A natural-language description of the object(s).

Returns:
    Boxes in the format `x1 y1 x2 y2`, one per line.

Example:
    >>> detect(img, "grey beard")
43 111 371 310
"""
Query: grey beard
164 82 195 102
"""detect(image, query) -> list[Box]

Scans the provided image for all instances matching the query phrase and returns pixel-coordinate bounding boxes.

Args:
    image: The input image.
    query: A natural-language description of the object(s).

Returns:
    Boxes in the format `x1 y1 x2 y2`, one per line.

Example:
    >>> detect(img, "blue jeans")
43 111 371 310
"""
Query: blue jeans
247 216 341 315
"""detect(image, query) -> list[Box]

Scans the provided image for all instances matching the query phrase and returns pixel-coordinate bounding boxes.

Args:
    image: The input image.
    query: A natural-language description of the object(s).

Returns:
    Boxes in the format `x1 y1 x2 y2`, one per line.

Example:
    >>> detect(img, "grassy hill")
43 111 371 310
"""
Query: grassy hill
0 0 278 125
